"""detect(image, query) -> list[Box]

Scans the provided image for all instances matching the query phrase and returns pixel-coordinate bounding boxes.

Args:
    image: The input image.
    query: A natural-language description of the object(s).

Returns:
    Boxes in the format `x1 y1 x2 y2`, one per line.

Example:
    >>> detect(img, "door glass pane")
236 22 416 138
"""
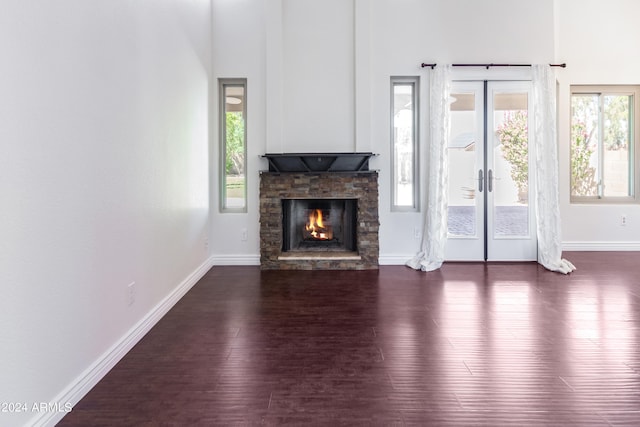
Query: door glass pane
493 92 529 237
448 93 477 237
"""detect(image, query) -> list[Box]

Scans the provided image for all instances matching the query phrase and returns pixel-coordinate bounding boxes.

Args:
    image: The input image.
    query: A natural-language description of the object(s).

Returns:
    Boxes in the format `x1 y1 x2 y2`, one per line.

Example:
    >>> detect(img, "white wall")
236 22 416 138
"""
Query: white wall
282 0 355 152
0 1 211 425
555 0 640 248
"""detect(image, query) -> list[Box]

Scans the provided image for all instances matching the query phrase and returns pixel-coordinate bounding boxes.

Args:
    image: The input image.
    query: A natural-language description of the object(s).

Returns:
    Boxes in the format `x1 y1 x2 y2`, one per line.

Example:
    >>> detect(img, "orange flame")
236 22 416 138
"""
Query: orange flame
305 209 333 240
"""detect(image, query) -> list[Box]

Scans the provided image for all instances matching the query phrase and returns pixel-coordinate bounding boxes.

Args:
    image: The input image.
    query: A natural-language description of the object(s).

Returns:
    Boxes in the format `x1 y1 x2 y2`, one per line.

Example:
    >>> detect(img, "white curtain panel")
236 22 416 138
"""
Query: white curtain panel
532 65 576 274
407 65 452 272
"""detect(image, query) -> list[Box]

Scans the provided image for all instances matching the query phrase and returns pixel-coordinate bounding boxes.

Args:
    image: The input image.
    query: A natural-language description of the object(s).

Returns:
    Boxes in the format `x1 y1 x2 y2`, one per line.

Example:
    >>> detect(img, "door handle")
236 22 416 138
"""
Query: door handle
488 169 493 192
478 169 484 192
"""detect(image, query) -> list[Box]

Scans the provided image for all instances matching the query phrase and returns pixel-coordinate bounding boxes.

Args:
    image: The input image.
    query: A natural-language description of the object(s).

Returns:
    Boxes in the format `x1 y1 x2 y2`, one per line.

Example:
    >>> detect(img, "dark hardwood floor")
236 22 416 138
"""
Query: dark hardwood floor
59 252 640 426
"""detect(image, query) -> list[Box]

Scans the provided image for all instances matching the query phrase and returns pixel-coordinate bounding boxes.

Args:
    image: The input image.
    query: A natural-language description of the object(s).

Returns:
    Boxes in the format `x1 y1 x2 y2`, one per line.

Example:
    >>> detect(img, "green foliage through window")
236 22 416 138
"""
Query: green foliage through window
226 112 245 176
570 118 597 196
496 110 529 198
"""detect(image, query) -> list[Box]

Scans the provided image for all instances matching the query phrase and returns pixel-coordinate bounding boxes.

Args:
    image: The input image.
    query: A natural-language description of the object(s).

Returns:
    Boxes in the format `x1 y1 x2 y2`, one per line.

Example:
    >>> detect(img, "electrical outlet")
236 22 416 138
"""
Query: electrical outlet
127 282 136 307
204 238 209 249
241 228 248 241
621 215 627 226
413 227 421 239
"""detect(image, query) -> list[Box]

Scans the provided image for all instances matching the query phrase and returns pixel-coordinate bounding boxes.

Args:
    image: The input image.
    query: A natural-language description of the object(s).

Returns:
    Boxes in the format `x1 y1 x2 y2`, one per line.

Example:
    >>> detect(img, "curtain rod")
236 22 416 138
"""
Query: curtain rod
420 63 567 70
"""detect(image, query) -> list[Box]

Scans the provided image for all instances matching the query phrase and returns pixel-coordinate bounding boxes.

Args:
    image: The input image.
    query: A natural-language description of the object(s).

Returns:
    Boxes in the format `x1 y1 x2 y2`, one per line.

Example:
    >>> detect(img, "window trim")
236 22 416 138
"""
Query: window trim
390 76 420 212
570 85 640 204
219 78 248 213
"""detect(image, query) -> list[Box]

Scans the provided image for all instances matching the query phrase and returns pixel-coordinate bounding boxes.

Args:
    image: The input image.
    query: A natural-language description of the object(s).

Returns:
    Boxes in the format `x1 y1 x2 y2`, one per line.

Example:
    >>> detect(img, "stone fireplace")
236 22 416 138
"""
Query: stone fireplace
259 153 379 270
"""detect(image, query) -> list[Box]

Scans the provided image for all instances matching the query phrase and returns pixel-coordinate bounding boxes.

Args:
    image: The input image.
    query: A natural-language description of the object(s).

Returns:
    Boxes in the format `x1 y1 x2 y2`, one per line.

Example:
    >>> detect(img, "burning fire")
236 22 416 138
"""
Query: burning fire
305 209 333 240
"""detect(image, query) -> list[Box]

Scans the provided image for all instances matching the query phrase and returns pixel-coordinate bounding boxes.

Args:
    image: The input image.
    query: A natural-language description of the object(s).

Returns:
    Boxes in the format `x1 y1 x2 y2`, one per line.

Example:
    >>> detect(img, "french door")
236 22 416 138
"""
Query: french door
445 81 537 261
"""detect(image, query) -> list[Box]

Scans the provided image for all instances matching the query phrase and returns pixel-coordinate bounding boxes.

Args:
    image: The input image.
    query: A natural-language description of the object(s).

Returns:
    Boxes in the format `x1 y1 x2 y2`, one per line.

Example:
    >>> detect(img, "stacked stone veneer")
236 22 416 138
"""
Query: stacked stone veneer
260 171 379 270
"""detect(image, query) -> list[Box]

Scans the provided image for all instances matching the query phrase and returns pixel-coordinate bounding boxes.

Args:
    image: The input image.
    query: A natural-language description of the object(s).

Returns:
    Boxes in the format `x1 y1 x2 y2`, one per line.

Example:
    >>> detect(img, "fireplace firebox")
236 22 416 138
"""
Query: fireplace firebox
282 199 357 253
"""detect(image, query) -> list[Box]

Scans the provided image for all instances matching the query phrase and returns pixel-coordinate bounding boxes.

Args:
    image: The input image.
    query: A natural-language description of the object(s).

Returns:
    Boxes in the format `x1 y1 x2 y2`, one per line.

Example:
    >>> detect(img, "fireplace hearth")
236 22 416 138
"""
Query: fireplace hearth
259 155 378 270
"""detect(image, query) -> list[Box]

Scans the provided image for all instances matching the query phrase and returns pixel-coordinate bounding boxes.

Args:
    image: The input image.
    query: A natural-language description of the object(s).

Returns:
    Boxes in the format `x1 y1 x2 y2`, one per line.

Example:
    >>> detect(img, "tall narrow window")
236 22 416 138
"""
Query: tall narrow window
220 79 247 212
570 85 639 203
391 76 419 211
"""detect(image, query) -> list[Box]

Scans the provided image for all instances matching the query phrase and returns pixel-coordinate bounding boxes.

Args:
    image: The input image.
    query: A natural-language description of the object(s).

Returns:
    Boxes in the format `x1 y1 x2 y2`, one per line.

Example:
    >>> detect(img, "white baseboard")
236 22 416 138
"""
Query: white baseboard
380 243 640 265
32 256 215 427
378 254 412 265
562 241 640 251
211 254 260 266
